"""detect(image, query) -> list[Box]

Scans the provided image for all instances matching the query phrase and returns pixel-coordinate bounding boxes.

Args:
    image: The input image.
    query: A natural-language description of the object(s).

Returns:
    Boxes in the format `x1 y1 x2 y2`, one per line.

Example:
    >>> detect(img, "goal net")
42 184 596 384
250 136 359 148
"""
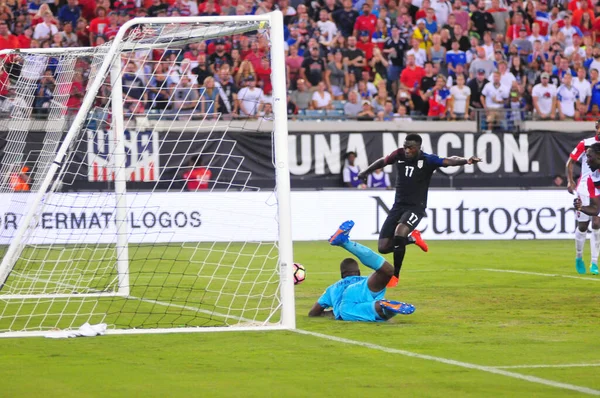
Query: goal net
0 13 294 337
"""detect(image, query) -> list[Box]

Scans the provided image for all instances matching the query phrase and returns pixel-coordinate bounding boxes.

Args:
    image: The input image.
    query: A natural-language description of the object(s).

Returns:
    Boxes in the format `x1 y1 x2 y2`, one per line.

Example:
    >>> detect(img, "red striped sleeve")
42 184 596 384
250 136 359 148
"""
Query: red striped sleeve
570 141 586 161
588 176 598 198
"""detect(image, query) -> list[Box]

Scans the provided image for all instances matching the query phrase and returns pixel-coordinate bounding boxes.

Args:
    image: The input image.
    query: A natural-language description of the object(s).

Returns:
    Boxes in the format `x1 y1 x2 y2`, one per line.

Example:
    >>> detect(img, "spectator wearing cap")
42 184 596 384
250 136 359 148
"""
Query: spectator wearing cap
357 99 376 120
208 39 233 74
413 19 432 51
237 75 264 117
469 47 496 79
470 0 495 40
333 0 358 38
343 35 366 83
468 67 489 111
422 74 451 119
0 21 18 51
535 60 560 87
353 2 377 37
58 0 81 28
299 46 326 89
356 30 375 61
532 72 557 119
511 27 533 56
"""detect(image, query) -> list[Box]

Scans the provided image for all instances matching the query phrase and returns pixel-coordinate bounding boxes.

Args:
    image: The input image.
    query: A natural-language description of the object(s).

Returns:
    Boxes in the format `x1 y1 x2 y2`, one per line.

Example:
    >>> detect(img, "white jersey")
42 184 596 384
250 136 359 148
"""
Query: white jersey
570 136 599 196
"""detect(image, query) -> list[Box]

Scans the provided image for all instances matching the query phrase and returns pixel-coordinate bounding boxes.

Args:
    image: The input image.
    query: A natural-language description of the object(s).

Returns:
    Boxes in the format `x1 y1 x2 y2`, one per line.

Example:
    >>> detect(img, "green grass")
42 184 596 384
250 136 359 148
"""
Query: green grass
2 240 600 397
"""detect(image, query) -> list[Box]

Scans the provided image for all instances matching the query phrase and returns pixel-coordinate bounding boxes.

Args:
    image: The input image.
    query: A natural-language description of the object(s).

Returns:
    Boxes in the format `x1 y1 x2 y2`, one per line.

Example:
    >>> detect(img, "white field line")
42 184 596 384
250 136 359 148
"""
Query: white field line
482 269 600 281
494 364 600 369
294 329 600 396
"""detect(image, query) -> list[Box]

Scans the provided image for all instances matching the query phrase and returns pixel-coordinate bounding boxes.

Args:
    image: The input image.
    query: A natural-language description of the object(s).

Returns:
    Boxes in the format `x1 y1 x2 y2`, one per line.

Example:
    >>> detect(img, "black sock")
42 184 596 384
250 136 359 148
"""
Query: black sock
393 236 409 278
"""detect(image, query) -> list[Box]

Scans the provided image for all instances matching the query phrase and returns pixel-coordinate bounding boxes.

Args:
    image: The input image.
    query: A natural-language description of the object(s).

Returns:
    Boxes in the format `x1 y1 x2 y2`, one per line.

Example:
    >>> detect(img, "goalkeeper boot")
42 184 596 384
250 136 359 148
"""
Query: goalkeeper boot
576 257 586 274
591 263 599 275
410 230 428 252
329 220 355 246
379 300 415 315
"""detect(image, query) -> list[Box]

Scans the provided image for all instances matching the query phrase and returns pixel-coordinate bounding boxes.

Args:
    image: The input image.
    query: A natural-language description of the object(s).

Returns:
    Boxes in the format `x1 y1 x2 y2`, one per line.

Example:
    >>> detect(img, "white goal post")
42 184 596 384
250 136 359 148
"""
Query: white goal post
0 12 295 337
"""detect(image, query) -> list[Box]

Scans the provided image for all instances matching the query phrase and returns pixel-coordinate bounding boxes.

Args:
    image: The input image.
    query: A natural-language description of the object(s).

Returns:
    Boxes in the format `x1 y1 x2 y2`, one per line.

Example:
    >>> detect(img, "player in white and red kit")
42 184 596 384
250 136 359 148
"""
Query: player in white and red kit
566 121 600 274
574 144 600 252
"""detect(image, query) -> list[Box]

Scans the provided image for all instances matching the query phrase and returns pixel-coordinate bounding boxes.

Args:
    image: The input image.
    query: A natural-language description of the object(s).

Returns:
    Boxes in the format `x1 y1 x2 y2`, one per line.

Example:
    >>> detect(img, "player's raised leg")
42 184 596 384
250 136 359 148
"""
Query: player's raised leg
329 220 393 292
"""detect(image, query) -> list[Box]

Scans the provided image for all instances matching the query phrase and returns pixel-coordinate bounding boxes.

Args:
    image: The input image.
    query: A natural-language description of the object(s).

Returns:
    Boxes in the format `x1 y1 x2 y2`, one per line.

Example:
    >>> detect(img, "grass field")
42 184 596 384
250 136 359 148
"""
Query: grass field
2 240 600 397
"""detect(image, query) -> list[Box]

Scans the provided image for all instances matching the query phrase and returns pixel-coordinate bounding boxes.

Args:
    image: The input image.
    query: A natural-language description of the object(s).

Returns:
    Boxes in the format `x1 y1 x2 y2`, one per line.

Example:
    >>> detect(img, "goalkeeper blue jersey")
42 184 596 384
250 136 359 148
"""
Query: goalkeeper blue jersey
317 276 367 318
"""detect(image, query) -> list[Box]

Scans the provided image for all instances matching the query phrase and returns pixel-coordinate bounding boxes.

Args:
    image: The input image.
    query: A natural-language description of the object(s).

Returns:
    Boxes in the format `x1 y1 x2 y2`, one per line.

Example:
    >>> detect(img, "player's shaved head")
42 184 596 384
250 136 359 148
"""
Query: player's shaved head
340 258 360 278
406 134 422 145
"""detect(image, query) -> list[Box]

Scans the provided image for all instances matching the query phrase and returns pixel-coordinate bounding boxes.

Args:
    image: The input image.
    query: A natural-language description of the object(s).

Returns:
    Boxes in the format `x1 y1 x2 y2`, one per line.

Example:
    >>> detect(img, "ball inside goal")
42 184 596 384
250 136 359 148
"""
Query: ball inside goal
293 263 306 285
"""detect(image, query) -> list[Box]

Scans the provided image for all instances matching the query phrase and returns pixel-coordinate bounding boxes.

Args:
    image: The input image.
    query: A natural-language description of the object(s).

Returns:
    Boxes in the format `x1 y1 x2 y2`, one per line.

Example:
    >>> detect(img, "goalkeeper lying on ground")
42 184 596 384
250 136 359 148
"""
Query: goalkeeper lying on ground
308 221 415 321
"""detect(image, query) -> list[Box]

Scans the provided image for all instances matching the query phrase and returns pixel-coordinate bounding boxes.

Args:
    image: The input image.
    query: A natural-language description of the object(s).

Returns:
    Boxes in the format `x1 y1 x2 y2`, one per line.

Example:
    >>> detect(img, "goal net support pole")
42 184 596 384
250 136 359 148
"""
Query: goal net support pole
0 11 295 335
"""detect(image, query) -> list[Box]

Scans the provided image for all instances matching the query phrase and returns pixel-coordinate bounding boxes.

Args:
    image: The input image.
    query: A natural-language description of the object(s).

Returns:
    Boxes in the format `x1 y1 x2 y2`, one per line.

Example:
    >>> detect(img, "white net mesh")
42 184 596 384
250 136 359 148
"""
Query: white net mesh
0 18 285 334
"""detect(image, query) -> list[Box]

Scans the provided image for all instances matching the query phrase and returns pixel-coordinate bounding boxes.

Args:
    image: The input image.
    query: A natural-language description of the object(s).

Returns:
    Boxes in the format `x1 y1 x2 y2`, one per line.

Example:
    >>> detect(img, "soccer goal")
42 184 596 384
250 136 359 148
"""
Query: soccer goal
0 12 295 337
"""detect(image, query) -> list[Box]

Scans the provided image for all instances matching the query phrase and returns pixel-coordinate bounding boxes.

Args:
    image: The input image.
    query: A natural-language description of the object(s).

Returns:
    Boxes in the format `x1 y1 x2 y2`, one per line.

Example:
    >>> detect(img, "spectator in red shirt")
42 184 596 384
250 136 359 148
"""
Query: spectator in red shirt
506 13 530 44
573 0 595 28
88 7 109 43
244 41 264 71
198 0 221 15
255 56 272 96
0 21 19 51
17 26 32 48
75 18 90 47
353 3 377 37
400 53 426 90
356 30 375 61
183 156 212 191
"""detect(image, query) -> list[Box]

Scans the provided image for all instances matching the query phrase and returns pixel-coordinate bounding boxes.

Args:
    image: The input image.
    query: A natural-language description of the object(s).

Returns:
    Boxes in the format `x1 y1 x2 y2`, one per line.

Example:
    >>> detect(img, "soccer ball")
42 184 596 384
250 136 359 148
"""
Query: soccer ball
293 263 306 285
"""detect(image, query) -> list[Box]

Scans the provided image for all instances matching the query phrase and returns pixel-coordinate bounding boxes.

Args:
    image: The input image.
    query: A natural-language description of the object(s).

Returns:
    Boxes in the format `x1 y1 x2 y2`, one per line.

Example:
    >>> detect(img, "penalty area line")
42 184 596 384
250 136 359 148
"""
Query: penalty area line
294 329 600 396
493 363 600 369
481 269 600 282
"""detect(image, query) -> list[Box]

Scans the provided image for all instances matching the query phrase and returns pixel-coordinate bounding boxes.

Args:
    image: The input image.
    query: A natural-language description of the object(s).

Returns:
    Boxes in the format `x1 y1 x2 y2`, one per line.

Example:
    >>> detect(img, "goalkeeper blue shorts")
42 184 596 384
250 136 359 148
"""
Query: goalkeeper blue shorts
339 278 386 322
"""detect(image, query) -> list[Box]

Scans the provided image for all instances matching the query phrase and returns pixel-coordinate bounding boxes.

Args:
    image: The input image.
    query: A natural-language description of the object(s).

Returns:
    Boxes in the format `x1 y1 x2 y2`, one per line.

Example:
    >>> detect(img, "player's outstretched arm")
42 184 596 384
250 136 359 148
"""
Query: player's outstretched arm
565 157 577 194
357 156 386 181
575 196 600 216
442 156 482 167
308 302 333 317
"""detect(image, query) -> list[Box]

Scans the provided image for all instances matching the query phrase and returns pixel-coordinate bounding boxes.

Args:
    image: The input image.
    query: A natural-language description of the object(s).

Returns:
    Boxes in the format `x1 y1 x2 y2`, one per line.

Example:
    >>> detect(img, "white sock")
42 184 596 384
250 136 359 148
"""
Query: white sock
591 229 600 264
576 229 586 258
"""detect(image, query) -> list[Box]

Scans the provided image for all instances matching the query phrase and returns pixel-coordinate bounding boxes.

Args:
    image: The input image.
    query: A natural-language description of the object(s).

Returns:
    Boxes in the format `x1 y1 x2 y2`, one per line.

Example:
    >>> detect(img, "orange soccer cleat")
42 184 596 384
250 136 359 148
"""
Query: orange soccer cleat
386 275 399 288
410 230 428 252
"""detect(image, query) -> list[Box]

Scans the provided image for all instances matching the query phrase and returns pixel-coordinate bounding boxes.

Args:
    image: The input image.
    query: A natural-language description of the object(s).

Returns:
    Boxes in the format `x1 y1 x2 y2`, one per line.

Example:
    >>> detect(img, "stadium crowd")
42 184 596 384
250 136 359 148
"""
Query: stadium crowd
0 0 599 122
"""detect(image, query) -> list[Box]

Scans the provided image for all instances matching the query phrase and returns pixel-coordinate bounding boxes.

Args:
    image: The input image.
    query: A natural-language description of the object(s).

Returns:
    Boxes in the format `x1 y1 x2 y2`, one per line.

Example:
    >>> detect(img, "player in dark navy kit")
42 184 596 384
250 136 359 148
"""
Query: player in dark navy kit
357 133 481 287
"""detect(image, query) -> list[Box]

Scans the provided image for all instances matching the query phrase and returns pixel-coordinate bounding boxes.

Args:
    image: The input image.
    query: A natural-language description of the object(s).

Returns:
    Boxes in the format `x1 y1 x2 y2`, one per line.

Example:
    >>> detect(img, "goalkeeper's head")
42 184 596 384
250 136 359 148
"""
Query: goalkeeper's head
340 258 360 279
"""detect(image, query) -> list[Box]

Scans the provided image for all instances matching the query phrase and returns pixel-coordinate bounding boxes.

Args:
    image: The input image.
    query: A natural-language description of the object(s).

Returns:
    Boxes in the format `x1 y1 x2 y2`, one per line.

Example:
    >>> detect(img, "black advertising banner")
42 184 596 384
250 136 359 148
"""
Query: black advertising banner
1 130 594 190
